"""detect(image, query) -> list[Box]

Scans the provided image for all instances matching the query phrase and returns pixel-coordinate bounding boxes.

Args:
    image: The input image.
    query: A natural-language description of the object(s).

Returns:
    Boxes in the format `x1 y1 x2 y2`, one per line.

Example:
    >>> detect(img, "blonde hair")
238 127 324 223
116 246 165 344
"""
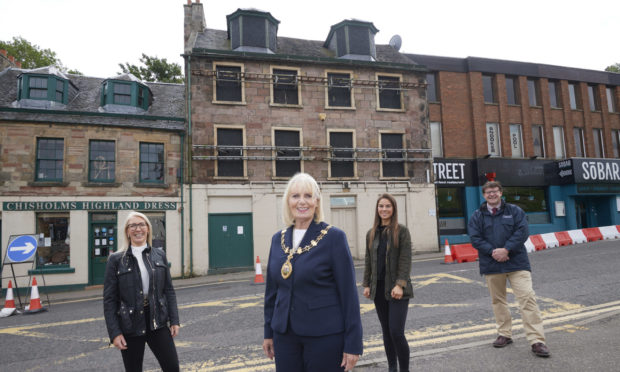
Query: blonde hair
120 211 153 251
282 173 324 226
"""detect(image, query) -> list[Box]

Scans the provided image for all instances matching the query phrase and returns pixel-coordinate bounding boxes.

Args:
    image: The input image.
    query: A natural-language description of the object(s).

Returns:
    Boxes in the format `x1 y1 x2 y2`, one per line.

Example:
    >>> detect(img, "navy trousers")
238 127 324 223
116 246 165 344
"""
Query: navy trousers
273 326 345 371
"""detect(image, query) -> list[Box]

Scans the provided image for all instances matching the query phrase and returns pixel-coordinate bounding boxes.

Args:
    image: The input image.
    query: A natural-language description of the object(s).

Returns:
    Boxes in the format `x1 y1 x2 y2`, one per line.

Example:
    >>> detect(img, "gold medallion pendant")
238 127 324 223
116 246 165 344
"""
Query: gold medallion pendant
281 257 293 279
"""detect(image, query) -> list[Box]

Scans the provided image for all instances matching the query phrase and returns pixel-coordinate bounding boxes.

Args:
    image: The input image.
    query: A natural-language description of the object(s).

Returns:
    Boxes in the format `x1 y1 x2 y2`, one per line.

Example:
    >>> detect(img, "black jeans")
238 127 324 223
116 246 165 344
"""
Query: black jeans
120 306 179 372
374 280 410 371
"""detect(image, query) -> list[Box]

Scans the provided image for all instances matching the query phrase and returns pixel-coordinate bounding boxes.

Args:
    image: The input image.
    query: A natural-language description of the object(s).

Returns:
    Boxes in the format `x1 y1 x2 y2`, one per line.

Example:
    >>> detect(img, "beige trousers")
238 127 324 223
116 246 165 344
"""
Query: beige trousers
485 270 546 345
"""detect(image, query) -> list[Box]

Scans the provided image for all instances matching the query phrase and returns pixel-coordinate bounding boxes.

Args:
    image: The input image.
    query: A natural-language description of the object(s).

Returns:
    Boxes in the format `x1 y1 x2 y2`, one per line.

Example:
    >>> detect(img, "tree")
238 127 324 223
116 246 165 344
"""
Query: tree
1 36 62 69
605 63 620 73
118 53 183 83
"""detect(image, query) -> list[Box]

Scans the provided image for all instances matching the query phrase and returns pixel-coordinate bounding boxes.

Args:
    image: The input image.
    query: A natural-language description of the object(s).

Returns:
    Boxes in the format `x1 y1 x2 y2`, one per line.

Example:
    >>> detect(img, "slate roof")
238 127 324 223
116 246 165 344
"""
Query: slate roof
193 29 418 68
0 67 185 132
406 53 620 86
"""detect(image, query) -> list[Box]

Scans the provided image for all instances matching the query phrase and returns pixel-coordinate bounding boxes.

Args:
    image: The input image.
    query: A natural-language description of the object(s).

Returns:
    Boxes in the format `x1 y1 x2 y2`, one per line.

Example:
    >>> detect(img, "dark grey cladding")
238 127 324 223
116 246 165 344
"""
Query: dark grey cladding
0 67 185 132
406 53 620 85
227 8 280 54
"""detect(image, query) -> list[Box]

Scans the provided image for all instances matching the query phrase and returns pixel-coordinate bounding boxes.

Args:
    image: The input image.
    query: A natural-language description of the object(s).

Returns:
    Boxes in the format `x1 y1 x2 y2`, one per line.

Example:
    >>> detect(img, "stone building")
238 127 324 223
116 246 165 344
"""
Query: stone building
407 54 620 244
183 1 436 273
0 66 185 289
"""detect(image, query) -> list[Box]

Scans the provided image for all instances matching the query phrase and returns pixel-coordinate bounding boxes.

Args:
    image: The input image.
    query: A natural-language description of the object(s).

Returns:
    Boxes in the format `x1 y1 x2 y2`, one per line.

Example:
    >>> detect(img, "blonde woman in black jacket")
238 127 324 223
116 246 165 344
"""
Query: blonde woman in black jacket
362 194 413 372
104 211 180 372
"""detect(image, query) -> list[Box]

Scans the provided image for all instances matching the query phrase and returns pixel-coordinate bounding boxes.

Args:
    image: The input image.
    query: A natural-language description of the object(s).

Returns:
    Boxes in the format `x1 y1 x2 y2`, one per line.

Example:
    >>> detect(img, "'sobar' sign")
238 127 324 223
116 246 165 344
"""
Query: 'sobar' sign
7 235 38 263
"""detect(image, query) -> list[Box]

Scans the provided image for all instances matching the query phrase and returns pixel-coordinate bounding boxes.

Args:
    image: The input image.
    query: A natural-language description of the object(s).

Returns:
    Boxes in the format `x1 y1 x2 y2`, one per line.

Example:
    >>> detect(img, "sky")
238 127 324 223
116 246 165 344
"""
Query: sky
1 0 618 78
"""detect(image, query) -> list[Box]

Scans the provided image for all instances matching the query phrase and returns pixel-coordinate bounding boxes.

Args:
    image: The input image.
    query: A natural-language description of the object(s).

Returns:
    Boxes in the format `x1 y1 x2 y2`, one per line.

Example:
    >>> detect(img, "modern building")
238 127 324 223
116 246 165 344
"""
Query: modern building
183 1 437 273
0 66 185 290
406 54 620 243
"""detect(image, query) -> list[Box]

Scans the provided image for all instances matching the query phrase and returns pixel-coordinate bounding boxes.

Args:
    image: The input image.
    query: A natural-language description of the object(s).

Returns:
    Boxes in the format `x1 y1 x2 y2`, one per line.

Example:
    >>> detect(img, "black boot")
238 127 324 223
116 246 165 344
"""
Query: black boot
388 365 397 372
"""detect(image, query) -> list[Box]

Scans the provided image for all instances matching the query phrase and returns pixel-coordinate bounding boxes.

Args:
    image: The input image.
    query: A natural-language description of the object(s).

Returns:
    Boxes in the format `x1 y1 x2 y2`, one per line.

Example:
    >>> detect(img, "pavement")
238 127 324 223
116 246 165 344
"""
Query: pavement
41 251 446 304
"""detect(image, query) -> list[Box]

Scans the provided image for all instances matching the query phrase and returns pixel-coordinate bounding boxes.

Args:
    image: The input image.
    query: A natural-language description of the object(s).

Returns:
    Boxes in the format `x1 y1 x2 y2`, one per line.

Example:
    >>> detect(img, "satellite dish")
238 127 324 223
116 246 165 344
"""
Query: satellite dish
389 35 402 51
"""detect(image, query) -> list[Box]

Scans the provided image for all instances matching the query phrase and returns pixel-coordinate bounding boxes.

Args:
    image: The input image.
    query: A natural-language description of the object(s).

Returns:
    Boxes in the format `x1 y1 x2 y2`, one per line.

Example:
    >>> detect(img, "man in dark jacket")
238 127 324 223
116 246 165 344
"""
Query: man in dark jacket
468 181 550 358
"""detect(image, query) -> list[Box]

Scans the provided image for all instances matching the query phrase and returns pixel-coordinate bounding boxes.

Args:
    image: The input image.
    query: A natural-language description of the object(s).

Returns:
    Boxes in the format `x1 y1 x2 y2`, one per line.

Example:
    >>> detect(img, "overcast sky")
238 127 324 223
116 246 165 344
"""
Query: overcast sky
1 0 618 78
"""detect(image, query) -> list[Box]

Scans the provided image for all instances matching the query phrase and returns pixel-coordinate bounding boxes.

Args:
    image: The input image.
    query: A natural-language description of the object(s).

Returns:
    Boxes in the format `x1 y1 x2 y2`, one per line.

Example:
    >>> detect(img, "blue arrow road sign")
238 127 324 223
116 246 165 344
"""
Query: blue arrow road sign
7 235 38 263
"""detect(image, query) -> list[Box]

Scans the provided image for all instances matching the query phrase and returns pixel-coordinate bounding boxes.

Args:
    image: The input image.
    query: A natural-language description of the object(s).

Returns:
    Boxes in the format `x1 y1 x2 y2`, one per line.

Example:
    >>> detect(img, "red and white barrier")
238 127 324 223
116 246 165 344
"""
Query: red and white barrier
599 226 620 240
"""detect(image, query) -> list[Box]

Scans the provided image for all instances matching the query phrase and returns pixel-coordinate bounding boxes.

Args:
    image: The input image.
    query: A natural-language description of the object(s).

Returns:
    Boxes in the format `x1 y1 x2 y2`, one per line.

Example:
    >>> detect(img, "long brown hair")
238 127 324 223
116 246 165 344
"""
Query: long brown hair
368 194 400 249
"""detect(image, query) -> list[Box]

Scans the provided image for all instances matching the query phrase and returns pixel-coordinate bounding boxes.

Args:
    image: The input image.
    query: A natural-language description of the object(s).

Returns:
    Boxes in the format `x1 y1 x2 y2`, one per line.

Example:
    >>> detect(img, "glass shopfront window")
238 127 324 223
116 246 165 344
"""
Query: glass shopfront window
143 212 166 251
36 212 70 267
436 187 466 234
502 187 549 224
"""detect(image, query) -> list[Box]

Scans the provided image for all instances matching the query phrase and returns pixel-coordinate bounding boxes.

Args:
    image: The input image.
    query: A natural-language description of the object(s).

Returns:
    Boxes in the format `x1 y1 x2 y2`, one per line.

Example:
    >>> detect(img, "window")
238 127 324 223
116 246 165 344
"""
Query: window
553 127 566 159
430 122 443 158
548 80 561 108
274 129 301 177
569 82 581 110
54 79 65 102
593 128 604 158
588 85 601 111
612 130 620 158
482 74 496 103
573 127 586 157
426 72 438 102
216 127 245 177
272 68 300 105
143 212 166 251
380 132 405 178
139 142 164 183
486 123 501 156
89 140 115 182
606 87 617 113
36 213 70 267
503 187 549 224
436 188 466 235
509 124 523 158
327 72 352 107
505 76 519 105
113 83 132 105
36 138 64 181
527 78 541 106
329 131 355 178
532 125 545 158
215 64 243 102
377 74 402 110
29 76 48 99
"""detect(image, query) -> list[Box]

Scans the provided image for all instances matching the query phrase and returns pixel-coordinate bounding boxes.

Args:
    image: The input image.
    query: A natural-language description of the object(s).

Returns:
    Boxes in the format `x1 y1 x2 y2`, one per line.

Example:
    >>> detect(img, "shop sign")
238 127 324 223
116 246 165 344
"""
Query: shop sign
573 159 620 183
3 201 177 211
433 159 474 185
577 184 620 194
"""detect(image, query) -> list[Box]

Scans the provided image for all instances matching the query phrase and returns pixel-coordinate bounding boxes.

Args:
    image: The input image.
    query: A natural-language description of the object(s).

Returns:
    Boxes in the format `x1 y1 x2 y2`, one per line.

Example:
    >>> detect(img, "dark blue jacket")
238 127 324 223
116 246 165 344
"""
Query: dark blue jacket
264 221 363 355
467 201 531 275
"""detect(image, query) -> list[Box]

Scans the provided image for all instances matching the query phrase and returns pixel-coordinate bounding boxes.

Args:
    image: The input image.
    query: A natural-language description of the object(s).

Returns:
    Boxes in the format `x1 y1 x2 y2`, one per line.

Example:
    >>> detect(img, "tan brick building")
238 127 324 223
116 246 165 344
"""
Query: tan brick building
0 66 185 289
183 2 437 273
406 54 620 244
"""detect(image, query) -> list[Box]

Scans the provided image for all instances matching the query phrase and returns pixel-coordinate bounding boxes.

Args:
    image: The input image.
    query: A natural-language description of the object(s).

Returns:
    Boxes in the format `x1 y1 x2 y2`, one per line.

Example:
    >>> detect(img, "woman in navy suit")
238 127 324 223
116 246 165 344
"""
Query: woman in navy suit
263 173 363 371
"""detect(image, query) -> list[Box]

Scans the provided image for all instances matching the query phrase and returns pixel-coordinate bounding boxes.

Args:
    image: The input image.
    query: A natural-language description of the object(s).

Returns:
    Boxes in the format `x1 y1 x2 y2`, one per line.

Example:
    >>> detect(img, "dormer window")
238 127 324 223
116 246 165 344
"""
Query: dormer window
101 78 152 112
17 74 68 104
227 8 280 54
324 20 378 61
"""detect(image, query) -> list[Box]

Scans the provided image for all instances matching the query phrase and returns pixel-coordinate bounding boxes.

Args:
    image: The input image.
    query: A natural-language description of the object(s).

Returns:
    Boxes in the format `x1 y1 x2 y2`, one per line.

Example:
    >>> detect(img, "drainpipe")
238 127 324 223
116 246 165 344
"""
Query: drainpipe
186 55 194 275
179 132 185 278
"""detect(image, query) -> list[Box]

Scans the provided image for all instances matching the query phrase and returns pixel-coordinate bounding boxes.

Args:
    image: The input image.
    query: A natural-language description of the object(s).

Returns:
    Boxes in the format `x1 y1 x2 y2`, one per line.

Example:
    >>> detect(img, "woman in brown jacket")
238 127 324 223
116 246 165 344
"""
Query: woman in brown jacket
362 194 413 372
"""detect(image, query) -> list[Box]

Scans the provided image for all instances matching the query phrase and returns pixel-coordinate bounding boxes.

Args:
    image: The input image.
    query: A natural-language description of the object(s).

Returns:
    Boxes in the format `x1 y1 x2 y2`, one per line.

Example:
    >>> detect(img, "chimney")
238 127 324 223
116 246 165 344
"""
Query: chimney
184 0 206 53
15 61 22 68
0 49 7 56
8 55 15 62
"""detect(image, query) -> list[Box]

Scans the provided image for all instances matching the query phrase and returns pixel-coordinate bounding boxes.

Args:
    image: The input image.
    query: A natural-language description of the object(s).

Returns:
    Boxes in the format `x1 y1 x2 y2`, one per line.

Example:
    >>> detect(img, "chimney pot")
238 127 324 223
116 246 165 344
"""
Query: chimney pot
8 55 15 62
0 49 7 56
15 61 22 68
187 0 191 4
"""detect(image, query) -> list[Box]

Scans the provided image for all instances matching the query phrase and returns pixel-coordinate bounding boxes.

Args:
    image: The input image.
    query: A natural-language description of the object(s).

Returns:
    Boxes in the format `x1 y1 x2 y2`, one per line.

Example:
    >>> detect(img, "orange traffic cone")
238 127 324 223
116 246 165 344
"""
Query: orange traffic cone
0 280 16 317
441 239 455 264
24 277 47 314
253 256 265 284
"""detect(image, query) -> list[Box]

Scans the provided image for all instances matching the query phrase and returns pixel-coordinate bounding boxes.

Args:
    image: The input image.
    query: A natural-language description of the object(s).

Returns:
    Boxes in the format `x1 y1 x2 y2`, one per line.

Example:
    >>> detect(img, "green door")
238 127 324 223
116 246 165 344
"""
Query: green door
208 213 253 272
89 213 117 285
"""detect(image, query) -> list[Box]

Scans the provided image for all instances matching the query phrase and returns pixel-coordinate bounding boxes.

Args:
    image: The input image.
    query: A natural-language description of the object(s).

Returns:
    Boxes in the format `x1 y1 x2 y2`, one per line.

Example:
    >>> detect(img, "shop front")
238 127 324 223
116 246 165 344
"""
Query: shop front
1 199 180 290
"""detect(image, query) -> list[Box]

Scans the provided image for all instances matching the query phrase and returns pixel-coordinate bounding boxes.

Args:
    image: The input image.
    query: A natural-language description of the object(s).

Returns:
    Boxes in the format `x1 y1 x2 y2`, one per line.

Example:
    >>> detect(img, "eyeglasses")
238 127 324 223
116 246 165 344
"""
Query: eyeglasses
128 223 147 230
484 190 501 195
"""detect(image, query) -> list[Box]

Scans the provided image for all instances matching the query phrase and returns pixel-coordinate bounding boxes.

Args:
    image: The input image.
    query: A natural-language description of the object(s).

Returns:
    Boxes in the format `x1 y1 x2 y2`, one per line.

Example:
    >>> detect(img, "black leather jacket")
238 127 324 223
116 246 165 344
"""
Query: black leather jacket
103 246 179 343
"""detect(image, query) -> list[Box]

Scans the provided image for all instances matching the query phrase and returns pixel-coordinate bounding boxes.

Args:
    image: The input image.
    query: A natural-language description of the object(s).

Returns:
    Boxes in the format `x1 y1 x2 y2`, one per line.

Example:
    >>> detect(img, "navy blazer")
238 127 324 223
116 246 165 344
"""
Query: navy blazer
264 220 363 355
